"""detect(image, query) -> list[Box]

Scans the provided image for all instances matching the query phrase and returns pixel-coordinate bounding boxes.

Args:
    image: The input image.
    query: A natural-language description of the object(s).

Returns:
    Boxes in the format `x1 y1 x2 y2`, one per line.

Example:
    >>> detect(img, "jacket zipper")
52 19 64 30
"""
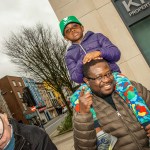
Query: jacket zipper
116 111 142 150
15 133 26 150
19 140 26 150
79 44 87 54
95 95 143 149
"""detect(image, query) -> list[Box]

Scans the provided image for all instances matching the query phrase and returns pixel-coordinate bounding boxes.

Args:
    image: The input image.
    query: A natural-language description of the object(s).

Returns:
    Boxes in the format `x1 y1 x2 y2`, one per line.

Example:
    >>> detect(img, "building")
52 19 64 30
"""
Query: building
36 82 58 119
44 82 64 115
0 76 31 124
49 0 150 89
22 77 48 123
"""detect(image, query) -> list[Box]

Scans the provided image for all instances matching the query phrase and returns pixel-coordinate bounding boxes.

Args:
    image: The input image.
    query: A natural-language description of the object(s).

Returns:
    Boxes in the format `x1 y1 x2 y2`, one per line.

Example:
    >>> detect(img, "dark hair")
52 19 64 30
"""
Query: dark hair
83 59 108 78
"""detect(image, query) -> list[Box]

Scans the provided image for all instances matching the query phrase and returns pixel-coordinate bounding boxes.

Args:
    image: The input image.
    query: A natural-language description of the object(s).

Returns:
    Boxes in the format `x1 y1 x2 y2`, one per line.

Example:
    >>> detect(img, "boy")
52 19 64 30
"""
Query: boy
59 16 121 83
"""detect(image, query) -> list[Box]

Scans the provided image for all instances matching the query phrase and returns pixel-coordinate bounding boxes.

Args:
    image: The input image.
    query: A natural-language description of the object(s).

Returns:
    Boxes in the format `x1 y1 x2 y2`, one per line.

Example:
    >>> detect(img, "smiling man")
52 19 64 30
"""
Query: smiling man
73 59 150 150
0 111 57 150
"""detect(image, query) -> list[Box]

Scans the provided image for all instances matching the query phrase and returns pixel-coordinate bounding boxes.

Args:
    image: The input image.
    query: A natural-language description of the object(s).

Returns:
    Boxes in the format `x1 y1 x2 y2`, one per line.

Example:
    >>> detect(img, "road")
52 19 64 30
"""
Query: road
44 113 67 136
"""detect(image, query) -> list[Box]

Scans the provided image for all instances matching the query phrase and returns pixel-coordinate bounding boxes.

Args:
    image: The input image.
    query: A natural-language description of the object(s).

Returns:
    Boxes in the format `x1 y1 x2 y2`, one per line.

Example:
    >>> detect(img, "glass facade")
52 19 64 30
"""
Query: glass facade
130 16 150 66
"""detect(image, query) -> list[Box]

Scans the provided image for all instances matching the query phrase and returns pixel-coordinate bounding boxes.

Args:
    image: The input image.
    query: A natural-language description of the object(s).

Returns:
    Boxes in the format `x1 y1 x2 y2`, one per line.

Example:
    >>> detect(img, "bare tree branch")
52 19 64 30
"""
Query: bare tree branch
4 24 75 115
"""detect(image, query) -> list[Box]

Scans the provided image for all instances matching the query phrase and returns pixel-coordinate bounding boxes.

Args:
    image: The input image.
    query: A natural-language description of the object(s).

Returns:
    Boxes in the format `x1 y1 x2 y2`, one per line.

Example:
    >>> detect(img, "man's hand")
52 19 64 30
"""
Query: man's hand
83 51 102 64
79 87 93 114
145 124 150 137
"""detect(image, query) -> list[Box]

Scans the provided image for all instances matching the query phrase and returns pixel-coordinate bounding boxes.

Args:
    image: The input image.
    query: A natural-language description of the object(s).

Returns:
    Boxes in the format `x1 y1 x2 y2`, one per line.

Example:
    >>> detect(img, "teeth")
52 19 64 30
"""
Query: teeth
104 85 111 89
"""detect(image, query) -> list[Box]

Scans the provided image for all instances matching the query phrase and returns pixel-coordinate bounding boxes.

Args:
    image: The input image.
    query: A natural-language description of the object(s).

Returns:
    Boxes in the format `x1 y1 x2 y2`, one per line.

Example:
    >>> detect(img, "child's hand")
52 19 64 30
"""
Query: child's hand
145 124 150 137
79 87 93 114
83 51 101 64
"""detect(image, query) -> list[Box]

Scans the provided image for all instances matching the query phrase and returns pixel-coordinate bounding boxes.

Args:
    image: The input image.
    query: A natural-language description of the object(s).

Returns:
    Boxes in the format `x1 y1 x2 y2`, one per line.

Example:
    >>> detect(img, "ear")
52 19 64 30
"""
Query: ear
83 77 90 86
81 25 84 32
64 36 69 41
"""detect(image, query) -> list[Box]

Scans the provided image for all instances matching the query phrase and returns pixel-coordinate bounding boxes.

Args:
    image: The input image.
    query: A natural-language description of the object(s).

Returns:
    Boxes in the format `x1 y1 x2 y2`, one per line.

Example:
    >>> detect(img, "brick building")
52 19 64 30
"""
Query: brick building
0 76 29 123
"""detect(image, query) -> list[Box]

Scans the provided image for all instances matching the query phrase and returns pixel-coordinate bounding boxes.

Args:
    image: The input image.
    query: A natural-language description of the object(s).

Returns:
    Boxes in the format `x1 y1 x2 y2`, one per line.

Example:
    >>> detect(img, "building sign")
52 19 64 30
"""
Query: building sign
112 0 150 26
122 0 150 16
38 106 47 112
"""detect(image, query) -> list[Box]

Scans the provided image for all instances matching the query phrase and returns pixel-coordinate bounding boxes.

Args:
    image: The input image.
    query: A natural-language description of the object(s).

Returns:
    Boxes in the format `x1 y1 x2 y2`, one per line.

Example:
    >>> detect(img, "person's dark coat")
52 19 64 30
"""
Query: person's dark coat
9 119 57 150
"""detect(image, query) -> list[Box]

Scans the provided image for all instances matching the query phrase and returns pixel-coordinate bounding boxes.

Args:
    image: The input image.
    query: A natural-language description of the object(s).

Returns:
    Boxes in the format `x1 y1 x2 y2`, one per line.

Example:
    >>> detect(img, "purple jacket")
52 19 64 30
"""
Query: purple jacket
65 31 121 83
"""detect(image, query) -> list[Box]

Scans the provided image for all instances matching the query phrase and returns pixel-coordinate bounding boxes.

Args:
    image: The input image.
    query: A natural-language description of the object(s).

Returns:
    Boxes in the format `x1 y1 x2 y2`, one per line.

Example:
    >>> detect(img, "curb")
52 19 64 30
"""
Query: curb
51 128 73 138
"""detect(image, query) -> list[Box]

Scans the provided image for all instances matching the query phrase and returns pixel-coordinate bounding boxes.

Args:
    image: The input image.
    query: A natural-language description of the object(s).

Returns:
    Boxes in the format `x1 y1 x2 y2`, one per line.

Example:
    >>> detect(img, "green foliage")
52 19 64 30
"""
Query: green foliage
57 114 73 134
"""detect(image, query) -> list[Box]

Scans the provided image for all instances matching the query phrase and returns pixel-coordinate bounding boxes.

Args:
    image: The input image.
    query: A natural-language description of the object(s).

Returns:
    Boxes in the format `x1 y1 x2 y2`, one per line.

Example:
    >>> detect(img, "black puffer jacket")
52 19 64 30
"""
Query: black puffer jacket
10 119 57 150
73 81 150 150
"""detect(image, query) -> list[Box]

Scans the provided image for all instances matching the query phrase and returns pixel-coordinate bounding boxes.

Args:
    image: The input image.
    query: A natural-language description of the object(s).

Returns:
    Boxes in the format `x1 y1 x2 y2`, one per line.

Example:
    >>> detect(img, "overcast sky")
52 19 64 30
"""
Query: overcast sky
0 0 60 78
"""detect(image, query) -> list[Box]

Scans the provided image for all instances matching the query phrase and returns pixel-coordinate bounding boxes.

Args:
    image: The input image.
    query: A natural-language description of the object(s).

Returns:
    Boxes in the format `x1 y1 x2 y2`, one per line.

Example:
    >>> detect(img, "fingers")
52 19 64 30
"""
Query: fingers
83 52 102 64
83 53 94 64
145 124 150 137
79 87 85 97
145 124 150 130
83 57 91 64
93 57 103 60
79 87 93 114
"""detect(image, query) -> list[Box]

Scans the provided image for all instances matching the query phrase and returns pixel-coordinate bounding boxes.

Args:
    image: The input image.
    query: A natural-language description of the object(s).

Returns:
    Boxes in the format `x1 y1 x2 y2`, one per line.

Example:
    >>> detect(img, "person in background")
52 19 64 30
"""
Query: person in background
0 110 57 150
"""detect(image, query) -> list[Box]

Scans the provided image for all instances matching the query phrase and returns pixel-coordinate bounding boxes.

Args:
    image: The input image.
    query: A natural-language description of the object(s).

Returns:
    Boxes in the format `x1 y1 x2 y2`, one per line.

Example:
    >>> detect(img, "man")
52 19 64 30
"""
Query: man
0 111 57 150
73 59 150 150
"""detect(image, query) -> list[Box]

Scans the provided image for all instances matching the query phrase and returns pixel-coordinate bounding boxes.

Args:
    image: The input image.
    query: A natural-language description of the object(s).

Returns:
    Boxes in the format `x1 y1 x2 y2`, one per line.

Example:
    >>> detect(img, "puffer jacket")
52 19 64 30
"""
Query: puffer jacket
9 119 57 150
73 81 150 150
65 31 121 83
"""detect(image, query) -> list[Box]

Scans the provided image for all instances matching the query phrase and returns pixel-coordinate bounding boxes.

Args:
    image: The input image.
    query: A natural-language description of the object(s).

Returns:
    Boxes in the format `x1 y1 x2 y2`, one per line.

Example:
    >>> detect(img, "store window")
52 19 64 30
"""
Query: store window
12 81 17 86
130 16 150 65
18 82 22 86
112 0 150 66
17 92 22 98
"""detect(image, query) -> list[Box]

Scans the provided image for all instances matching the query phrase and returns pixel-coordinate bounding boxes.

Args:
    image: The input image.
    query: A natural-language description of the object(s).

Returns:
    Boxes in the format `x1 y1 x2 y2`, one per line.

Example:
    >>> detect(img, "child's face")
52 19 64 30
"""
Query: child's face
64 23 84 44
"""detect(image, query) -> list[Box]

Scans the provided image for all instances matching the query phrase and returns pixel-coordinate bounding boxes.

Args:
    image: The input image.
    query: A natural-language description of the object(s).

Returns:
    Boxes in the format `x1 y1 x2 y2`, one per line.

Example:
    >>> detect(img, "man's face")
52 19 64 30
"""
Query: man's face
0 114 11 149
84 62 115 97
0 116 3 139
64 23 84 43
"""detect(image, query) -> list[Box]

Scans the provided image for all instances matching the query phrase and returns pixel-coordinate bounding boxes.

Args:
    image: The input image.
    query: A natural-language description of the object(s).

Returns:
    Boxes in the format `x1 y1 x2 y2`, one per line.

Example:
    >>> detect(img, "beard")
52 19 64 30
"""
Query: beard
91 85 114 98
91 89 108 98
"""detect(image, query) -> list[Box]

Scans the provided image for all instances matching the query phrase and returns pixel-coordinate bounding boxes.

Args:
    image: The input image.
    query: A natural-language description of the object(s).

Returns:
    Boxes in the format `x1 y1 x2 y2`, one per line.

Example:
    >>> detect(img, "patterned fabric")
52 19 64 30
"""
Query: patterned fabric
70 83 97 119
114 72 150 126
70 72 150 127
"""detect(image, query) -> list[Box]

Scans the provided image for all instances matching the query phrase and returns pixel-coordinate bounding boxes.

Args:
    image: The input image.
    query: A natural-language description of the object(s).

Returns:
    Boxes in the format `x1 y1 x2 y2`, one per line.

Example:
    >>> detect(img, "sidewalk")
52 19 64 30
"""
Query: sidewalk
50 130 74 150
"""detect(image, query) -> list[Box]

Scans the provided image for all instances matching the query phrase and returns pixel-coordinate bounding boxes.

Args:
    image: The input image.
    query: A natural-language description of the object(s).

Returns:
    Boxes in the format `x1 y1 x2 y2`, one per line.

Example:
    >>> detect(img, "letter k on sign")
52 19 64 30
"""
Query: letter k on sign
122 0 145 12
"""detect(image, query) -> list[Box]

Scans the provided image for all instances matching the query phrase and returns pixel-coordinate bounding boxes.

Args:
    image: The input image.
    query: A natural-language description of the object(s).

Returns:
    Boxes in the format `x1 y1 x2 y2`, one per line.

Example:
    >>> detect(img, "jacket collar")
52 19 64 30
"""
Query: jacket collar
67 31 94 51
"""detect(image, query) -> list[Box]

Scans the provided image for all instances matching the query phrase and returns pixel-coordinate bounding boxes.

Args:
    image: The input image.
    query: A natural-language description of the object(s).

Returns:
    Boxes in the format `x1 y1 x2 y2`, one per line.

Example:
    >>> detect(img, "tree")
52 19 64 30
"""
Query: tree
4 24 75 115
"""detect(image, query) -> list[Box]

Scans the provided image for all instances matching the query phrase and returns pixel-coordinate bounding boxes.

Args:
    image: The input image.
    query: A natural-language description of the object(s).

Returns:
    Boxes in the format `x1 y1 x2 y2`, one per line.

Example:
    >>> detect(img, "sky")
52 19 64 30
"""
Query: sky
0 0 60 78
